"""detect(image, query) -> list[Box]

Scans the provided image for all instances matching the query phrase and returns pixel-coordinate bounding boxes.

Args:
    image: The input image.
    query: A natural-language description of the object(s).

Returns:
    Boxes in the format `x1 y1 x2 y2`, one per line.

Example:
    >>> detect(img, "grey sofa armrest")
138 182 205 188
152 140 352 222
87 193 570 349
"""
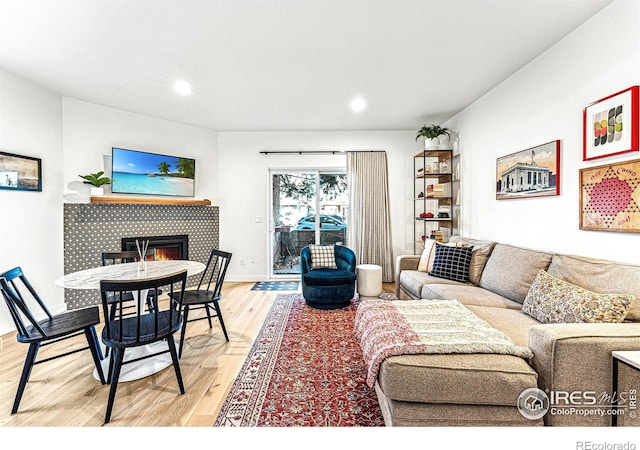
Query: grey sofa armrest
528 323 640 426
395 255 420 297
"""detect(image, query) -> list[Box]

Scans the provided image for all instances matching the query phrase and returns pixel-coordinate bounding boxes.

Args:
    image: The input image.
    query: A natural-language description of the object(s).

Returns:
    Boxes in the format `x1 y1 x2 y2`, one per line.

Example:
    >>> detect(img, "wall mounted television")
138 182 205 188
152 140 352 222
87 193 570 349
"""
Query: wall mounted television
111 147 195 197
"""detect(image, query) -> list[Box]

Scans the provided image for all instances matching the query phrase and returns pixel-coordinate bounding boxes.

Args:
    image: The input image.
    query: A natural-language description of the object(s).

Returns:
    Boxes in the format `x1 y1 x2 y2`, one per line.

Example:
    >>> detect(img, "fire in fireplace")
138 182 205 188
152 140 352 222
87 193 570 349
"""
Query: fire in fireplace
121 234 188 261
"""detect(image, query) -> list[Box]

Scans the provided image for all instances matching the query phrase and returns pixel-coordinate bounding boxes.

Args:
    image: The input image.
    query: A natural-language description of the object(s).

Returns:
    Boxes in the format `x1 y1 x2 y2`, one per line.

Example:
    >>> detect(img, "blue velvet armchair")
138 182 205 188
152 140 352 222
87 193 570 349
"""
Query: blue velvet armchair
300 244 357 309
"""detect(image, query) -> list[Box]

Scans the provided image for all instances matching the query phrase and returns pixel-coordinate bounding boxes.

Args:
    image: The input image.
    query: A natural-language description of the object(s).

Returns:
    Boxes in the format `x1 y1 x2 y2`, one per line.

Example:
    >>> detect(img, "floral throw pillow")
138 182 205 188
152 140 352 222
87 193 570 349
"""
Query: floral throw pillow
523 269 634 324
309 244 338 270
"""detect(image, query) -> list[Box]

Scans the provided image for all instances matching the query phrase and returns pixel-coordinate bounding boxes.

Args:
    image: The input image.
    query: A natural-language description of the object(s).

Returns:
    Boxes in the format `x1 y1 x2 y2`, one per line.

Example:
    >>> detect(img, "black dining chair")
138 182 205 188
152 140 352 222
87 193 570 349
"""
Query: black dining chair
99 269 187 424
0 266 106 414
101 249 158 320
169 249 232 358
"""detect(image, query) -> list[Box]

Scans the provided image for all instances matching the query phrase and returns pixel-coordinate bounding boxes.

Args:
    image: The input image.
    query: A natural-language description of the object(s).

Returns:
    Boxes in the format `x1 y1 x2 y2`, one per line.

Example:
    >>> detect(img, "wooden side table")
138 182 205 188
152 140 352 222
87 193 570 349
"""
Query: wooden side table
611 350 640 426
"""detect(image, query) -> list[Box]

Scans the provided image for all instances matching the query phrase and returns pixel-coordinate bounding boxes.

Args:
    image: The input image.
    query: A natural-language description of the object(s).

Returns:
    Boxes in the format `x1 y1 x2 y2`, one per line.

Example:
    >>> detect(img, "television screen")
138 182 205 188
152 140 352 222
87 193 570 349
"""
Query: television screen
111 147 195 197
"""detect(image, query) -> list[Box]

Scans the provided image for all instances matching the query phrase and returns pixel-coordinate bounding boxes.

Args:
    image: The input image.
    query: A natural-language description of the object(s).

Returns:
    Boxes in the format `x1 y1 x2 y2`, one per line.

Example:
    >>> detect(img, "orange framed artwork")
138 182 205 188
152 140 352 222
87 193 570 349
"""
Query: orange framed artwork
579 158 640 232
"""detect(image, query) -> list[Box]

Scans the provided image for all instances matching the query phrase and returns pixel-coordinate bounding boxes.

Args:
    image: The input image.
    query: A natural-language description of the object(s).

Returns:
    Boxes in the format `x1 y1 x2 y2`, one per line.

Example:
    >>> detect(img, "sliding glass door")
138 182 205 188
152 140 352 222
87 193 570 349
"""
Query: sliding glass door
270 170 347 277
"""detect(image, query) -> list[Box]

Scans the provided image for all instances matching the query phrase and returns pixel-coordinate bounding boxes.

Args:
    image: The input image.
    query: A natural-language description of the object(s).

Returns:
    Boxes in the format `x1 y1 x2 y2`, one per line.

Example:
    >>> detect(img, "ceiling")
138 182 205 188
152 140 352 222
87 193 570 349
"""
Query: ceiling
0 0 614 132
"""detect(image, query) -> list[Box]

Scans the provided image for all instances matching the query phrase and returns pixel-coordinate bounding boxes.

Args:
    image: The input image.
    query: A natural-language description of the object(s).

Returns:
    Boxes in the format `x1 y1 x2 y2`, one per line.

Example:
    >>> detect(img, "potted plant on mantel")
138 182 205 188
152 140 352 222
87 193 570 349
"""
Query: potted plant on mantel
415 124 450 150
79 171 111 196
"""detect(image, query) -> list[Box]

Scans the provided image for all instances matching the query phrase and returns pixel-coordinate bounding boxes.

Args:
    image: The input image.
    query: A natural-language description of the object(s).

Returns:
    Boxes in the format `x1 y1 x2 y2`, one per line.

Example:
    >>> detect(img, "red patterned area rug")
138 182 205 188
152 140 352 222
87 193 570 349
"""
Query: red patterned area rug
213 293 385 427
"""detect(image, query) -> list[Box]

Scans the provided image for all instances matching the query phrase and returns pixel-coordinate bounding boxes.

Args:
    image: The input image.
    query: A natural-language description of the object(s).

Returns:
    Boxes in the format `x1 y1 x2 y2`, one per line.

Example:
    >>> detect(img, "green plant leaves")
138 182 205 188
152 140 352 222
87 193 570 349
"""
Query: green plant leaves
79 171 111 187
415 124 450 140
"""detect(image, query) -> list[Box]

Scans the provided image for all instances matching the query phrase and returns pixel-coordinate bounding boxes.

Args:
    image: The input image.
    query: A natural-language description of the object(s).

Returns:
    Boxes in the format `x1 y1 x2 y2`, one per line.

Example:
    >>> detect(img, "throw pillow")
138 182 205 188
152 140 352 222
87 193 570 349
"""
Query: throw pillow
417 239 438 272
418 241 466 273
309 244 338 270
522 269 634 324
448 236 496 285
428 244 474 283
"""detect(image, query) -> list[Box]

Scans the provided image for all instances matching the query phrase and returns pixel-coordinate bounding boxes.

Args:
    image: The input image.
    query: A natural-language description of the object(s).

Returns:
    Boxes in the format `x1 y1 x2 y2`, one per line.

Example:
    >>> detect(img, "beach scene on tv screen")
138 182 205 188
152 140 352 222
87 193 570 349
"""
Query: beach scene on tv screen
112 148 195 196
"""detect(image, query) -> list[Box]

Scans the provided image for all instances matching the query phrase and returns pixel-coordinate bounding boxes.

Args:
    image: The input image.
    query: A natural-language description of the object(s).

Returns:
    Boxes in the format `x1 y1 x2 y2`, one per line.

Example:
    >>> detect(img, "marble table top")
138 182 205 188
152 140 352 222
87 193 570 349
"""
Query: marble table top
55 260 206 290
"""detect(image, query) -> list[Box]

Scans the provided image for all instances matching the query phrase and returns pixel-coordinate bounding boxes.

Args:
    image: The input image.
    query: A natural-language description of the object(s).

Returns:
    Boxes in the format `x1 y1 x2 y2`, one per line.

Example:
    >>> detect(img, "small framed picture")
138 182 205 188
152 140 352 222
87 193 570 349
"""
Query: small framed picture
583 86 639 161
496 140 561 200
0 151 42 192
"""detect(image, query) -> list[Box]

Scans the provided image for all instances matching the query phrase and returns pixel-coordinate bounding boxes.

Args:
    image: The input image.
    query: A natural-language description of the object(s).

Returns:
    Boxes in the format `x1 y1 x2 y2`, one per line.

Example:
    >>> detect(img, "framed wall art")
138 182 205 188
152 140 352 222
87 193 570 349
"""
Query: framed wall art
0 151 42 192
579 158 640 233
583 86 639 161
496 140 561 200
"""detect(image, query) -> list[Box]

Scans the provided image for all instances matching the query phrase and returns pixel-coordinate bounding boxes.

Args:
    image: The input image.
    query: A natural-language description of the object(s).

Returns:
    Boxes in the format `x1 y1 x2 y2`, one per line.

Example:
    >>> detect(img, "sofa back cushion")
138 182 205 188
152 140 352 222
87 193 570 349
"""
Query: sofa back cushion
479 243 553 304
448 236 496 285
548 254 640 322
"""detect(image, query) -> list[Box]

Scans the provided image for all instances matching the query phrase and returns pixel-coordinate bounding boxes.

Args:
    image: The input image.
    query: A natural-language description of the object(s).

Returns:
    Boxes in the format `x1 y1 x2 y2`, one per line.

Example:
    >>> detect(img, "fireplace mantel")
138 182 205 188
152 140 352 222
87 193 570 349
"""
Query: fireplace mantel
90 196 212 206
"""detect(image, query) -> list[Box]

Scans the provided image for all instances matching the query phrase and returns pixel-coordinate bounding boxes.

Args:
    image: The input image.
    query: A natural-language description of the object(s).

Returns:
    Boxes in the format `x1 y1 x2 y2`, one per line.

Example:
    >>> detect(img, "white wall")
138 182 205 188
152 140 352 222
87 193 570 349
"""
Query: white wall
0 68 64 334
447 0 640 264
62 98 219 203
217 131 416 281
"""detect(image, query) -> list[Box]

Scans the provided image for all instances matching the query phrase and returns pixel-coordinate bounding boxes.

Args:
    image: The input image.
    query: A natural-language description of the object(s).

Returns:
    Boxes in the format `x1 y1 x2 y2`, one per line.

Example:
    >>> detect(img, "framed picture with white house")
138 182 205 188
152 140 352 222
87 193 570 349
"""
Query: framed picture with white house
496 141 561 200
583 86 639 161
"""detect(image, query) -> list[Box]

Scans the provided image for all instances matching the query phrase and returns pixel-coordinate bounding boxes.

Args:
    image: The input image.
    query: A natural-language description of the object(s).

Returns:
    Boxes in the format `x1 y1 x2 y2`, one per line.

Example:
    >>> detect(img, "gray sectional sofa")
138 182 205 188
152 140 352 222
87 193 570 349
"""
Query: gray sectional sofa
380 236 640 427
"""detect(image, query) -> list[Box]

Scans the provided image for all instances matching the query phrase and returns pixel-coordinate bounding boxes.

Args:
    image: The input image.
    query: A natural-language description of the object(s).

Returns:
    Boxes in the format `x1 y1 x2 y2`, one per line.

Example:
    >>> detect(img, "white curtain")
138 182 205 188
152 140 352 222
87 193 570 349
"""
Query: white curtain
347 151 394 282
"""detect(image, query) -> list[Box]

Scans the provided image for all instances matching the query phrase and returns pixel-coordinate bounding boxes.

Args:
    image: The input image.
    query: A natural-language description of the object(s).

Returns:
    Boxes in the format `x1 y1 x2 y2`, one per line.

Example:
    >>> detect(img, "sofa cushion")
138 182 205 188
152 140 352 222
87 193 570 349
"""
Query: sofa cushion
417 241 465 272
377 352 538 407
429 244 474 283
464 305 541 347
423 284 524 310
399 270 467 299
479 243 552 304
548 254 640 322
522 269 632 324
308 244 337 269
449 236 497 285
375 388 542 426
302 268 356 286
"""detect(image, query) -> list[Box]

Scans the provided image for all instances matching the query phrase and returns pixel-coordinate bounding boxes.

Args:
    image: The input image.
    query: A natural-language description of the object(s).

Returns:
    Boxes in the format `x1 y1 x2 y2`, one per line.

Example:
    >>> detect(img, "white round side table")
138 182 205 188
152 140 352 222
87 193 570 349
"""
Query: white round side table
356 264 383 298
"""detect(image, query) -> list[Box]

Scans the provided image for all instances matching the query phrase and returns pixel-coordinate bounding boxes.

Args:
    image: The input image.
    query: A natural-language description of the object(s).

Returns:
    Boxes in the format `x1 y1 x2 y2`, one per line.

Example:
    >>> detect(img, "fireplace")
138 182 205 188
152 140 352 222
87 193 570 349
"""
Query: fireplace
121 234 189 261
63 203 218 310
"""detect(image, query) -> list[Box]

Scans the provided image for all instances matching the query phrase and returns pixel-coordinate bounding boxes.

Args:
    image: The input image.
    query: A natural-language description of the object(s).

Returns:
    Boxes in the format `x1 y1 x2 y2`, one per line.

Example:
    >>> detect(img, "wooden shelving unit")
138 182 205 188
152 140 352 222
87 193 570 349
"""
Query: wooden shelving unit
90 197 212 206
413 149 460 254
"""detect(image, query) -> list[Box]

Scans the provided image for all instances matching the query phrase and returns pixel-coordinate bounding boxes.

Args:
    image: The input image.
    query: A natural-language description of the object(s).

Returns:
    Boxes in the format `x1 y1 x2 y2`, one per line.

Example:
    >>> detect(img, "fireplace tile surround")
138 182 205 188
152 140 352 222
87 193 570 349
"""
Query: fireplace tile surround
63 203 219 309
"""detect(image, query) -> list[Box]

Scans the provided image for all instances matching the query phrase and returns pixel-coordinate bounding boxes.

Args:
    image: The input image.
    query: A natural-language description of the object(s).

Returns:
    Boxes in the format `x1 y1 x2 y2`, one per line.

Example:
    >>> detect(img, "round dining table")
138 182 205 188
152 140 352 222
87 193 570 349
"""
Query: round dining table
55 260 206 382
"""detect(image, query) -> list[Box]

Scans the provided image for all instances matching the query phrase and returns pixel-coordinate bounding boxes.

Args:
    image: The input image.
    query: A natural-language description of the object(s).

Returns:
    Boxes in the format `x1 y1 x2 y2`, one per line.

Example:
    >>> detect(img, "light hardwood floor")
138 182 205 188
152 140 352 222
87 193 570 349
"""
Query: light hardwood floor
0 282 396 427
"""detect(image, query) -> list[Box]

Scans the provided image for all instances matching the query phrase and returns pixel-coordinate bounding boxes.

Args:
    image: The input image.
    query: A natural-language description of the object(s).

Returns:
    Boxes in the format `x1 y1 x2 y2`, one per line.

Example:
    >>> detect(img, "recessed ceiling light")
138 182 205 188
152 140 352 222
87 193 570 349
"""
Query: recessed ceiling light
174 80 193 96
350 97 366 112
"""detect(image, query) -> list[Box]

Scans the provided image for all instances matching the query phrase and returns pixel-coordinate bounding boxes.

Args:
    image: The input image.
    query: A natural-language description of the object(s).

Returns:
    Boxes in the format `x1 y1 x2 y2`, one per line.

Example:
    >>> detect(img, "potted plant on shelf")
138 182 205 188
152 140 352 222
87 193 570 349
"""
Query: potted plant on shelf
79 171 111 196
415 124 450 150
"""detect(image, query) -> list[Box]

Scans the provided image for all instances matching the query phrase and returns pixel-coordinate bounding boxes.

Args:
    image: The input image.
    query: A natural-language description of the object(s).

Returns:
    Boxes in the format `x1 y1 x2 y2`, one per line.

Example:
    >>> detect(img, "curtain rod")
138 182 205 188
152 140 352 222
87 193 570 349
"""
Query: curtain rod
259 150 385 155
